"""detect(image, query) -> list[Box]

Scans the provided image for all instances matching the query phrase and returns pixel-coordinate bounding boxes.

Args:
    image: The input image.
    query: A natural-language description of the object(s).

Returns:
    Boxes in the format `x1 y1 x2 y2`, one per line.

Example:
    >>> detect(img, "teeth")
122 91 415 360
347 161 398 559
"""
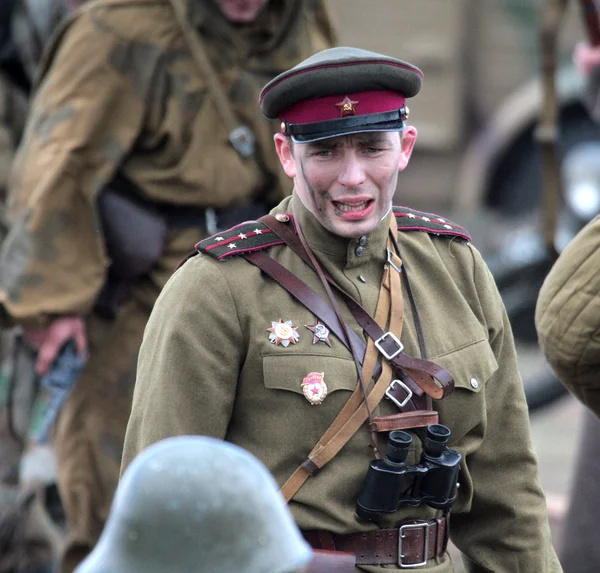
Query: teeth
336 201 368 212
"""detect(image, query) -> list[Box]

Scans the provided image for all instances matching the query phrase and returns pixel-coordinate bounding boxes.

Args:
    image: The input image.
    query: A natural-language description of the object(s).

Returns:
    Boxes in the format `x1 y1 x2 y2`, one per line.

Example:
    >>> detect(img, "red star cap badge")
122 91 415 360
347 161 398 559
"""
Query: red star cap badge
335 96 359 117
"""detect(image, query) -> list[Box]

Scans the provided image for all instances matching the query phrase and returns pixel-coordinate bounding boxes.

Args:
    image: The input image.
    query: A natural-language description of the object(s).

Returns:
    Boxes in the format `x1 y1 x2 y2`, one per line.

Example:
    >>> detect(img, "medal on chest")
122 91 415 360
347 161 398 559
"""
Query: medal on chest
305 319 332 347
267 319 299 347
301 372 328 405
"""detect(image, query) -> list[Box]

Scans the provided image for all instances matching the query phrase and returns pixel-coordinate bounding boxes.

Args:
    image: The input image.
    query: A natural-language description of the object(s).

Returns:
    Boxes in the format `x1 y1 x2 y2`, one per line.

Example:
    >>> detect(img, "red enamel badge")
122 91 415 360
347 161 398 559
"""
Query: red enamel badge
301 372 328 405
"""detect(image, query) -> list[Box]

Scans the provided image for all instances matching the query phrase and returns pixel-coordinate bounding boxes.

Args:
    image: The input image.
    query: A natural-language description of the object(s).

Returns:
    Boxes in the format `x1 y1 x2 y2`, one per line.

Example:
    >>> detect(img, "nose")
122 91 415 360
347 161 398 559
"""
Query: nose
337 152 366 188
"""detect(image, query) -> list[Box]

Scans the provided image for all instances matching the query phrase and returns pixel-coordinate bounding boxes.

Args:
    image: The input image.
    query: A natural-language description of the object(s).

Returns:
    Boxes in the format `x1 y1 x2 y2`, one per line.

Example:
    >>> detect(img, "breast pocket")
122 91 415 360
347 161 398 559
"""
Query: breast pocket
262 353 359 444
431 339 499 443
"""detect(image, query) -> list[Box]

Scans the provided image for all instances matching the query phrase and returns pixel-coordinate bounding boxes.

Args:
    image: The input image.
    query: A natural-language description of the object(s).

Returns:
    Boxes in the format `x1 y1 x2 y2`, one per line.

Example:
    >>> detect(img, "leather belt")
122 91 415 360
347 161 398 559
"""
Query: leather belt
302 515 449 568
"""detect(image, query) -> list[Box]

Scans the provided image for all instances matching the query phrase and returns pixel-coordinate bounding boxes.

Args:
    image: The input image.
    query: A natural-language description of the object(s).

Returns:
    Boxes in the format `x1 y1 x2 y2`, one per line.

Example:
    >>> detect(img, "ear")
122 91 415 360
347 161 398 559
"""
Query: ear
397 126 418 171
274 133 296 178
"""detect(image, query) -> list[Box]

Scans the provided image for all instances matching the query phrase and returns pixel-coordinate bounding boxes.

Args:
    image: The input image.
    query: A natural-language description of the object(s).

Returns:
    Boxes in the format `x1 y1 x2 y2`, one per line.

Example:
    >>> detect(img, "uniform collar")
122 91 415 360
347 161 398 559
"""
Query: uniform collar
290 192 392 268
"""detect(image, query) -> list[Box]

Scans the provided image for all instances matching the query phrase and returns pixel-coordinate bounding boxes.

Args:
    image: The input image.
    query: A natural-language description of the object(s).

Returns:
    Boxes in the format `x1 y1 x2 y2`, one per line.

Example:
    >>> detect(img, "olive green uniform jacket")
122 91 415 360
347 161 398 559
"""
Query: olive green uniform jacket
123 194 561 573
536 216 600 418
0 0 334 327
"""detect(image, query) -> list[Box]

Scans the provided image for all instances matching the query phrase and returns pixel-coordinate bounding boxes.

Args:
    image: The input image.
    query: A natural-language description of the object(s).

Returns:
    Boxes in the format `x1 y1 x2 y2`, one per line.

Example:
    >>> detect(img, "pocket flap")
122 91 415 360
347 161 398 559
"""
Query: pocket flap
431 339 498 393
263 353 358 395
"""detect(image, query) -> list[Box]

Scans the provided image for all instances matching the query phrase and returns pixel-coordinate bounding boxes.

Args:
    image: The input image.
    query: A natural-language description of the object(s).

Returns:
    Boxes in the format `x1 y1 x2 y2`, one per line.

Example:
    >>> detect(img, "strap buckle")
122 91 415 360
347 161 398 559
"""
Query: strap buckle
374 331 404 360
385 379 413 408
387 248 402 274
229 125 255 158
399 522 430 568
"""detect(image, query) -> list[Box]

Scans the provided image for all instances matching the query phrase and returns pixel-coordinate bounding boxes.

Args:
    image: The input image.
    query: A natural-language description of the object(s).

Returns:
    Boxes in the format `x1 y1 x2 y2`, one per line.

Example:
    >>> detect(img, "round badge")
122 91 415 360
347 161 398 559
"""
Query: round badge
301 372 328 405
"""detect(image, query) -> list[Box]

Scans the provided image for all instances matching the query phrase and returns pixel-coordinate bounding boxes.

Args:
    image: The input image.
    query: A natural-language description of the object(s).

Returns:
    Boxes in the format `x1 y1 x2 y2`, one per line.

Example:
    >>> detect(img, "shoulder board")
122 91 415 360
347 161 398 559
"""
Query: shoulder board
195 216 294 261
394 206 471 241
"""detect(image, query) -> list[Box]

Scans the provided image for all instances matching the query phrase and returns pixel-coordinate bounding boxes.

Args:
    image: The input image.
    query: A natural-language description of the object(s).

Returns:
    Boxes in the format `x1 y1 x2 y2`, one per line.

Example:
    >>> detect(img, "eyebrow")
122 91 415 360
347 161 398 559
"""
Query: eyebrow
306 133 391 151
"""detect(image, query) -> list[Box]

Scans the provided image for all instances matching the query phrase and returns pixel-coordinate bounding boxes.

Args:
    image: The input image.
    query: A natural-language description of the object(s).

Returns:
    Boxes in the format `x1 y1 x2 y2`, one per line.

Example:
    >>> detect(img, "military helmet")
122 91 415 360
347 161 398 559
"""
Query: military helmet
74 436 312 573
259 46 423 142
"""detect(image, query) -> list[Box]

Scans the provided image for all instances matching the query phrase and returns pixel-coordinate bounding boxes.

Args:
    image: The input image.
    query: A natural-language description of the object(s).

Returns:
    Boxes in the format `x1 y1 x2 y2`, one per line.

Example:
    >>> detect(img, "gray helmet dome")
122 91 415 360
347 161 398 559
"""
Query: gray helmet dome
74 436 311 573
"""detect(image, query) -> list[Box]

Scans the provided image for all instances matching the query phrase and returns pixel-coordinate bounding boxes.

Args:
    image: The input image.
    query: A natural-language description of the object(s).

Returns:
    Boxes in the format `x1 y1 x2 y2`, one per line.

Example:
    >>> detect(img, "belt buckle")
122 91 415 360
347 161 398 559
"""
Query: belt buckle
374 331 404 360
399 522 430 568
385 379 413 408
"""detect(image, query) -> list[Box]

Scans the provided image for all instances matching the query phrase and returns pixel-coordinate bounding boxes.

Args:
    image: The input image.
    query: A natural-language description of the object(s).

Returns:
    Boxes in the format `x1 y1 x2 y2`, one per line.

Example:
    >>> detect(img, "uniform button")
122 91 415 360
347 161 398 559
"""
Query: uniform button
355 246 365 256
359 275 366 283
358 235 368 246
470 378 479 389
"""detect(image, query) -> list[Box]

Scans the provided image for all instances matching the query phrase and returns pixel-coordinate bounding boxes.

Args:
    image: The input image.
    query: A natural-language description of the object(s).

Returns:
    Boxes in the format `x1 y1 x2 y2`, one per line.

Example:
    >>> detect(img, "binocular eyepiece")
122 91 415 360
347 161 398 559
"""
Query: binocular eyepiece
355 424 461 521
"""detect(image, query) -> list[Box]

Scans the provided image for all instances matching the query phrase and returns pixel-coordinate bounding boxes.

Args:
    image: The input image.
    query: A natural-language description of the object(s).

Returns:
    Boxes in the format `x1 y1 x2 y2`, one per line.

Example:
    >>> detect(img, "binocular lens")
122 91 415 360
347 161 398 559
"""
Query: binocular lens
427 424 451 442
389 430 412 447
387 431 412 463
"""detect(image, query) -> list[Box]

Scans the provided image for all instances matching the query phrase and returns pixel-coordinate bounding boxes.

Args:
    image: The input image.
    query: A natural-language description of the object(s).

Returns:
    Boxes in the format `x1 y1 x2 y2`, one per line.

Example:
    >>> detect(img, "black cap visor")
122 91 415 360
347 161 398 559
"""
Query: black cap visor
286 110 406 143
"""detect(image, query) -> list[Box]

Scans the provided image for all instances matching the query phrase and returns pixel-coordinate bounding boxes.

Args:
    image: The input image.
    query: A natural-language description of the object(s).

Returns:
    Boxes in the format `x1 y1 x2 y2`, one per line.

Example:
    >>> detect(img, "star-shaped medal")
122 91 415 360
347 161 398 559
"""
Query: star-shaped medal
335 96 359 117
267 319 299 347
305 320 332 347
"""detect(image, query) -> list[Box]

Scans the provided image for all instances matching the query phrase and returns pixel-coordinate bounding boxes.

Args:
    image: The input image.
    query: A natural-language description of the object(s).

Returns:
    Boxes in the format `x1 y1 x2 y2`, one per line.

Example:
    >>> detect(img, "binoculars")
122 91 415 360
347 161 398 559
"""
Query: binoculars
356 424 461 521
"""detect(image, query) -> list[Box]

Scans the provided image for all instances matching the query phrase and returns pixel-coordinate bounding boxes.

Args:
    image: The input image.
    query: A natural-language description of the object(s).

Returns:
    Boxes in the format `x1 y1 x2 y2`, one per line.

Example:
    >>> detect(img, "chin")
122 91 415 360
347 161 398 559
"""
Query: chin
331 220 378 239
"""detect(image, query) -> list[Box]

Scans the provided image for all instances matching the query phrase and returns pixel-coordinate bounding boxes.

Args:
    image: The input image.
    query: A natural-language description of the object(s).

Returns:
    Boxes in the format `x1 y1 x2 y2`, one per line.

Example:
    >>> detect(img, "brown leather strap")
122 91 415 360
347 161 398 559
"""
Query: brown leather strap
279 257 398 502
259 214 454 400
369 409 439 433
243 250 382 378
302 515 449 567
306 550 356 573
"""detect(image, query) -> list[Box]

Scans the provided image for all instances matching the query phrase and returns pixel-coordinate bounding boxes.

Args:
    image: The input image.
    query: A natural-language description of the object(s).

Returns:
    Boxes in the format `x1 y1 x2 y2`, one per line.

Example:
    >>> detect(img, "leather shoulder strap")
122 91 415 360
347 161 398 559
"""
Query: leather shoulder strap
394 206 472 241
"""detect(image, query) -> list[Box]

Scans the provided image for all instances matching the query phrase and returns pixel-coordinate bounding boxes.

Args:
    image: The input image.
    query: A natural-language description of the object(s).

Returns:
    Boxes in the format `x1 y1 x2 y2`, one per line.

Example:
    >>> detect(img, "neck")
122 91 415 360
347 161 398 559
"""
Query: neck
290 192 392 267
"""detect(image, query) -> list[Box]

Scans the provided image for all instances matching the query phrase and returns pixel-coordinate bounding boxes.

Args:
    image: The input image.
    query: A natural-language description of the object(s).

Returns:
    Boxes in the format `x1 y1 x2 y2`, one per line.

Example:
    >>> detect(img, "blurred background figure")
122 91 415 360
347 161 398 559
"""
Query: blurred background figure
0 0 334 571
536 38 600 573
75 436 353 573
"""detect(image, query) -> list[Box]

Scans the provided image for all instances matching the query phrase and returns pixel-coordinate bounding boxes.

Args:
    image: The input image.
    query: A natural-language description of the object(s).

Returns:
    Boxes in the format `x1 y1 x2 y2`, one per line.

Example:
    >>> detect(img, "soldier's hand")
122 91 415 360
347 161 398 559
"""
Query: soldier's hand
23 316 88 376
573 42 600 77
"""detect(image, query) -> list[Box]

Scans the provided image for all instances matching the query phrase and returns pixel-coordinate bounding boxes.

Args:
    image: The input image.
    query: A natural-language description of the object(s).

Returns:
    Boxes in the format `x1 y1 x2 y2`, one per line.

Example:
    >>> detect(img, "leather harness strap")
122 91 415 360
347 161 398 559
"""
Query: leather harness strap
276 242 400 502
259 214 454 400
302 515 449 567
244 248 428 410
370 409 439 433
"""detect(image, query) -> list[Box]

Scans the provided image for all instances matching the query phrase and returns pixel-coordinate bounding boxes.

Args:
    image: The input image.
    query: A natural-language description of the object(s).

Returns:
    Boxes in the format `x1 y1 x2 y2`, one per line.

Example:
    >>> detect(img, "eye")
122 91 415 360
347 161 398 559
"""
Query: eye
311 149 334 158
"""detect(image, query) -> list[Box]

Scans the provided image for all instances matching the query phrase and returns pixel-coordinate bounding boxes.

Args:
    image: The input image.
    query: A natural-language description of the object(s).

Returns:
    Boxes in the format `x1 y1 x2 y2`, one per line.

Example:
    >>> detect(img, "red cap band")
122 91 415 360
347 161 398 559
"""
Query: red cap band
279 90 406 126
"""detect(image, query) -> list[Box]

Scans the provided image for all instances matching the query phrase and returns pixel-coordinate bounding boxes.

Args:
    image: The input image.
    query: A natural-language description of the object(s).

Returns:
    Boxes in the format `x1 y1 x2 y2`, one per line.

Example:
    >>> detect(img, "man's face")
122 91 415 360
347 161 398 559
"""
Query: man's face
213 0 270 23
275 129 417 238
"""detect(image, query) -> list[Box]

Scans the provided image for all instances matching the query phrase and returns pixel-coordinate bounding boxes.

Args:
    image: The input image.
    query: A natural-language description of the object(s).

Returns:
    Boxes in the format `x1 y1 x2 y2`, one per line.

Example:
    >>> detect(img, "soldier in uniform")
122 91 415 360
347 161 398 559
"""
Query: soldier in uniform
0 0 335 570
122 47 562 572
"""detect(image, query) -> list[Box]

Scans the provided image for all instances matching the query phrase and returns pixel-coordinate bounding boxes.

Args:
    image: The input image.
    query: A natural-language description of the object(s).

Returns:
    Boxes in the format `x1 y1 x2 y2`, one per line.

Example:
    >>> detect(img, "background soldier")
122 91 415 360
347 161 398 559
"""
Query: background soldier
123 46 562 571
536 40 600 573
0 0 335 570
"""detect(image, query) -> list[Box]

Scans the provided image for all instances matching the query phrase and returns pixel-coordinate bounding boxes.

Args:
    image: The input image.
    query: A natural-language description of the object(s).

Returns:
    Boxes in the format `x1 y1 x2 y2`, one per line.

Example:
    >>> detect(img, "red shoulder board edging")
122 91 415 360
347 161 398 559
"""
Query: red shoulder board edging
394 206 472 241
195 216 295 261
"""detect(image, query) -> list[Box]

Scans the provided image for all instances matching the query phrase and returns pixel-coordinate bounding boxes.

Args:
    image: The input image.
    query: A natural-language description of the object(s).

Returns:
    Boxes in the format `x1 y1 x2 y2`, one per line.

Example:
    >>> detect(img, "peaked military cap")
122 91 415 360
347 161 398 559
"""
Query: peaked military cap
259 46 423 142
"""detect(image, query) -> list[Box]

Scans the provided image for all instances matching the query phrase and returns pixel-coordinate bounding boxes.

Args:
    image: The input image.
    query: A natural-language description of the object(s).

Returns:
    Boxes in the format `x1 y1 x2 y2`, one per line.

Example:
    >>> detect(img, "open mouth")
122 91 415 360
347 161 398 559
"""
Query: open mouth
332 199 374 213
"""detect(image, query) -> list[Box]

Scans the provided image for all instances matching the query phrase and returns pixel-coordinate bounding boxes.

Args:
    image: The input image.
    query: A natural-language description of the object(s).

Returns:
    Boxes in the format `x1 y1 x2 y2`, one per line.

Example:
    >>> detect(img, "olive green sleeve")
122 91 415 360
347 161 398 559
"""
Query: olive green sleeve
536 216 600 418
0 10 150 327
121 255 244 473
453 247 561 572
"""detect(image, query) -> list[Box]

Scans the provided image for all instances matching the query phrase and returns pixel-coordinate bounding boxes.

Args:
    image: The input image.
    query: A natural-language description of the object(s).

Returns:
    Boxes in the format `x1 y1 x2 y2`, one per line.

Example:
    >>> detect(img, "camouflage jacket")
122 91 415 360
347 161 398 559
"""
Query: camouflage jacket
0 0 335 327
